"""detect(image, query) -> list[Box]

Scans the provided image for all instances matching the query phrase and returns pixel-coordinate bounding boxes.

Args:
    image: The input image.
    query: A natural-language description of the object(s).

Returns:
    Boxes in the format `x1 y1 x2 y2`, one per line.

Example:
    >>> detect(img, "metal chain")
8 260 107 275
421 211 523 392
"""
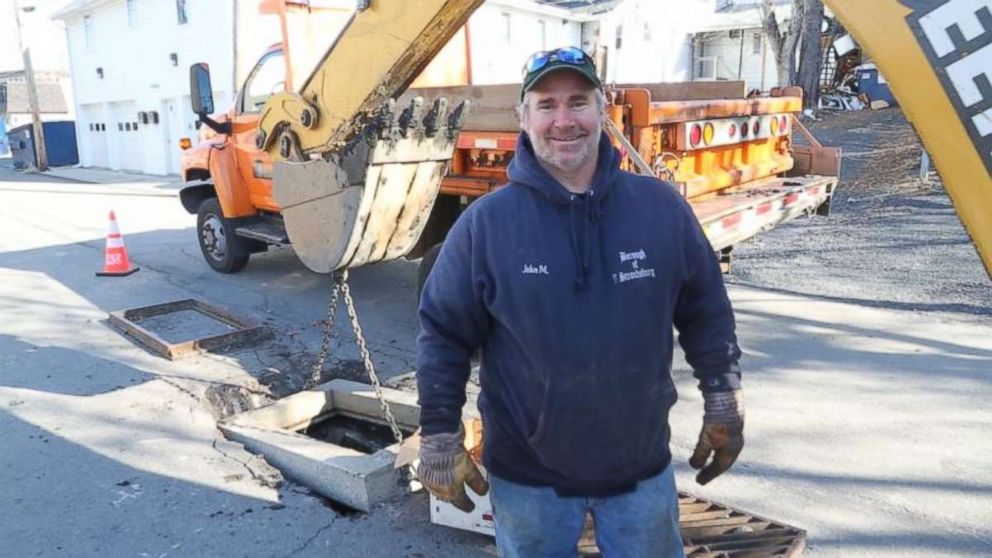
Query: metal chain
306 270 405 447
305 273 342 389
339 270 406 446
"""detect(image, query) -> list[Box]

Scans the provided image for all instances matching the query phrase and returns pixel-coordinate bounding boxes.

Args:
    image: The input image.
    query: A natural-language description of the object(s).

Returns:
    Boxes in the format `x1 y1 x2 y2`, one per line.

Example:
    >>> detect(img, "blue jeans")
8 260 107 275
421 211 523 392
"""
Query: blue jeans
489 464 685 558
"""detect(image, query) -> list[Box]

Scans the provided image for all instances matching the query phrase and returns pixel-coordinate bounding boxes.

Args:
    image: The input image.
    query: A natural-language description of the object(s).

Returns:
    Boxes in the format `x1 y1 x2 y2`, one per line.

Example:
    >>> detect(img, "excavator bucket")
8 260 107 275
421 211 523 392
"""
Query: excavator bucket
272 97 469 273
259 0 484 273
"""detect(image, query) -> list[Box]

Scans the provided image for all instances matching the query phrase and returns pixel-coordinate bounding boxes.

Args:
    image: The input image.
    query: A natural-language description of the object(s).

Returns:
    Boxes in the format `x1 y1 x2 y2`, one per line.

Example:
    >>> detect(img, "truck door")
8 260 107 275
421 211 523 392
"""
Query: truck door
233 50 285 212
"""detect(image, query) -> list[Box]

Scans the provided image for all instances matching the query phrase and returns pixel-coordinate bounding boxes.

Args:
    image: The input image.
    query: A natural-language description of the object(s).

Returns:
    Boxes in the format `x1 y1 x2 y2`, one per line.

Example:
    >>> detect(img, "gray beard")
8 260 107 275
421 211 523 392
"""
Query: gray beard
534 122 602 175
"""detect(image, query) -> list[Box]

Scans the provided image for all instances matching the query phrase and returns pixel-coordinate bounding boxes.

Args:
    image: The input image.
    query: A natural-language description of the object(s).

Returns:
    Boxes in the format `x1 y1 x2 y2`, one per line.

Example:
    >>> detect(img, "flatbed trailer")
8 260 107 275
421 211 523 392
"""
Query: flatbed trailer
405 82 839 277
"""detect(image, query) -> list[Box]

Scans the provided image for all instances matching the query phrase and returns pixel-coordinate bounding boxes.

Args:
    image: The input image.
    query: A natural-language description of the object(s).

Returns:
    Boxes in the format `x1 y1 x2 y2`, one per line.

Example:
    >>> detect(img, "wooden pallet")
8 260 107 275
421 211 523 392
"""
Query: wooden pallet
577 492 805 557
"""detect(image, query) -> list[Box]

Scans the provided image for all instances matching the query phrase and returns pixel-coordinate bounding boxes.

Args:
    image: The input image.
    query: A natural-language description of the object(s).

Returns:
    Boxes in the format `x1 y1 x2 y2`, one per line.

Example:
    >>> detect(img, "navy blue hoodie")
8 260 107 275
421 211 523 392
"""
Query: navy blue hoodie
417 132 741 496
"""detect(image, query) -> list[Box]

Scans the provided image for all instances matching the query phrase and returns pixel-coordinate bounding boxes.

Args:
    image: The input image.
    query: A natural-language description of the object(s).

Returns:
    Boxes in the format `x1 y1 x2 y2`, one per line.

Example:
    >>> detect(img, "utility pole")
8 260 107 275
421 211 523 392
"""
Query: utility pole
12 2 48 171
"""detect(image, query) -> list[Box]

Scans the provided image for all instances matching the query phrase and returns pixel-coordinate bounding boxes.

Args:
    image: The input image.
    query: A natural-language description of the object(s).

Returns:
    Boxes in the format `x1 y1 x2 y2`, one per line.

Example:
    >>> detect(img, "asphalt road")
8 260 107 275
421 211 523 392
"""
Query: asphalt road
0 107 989 558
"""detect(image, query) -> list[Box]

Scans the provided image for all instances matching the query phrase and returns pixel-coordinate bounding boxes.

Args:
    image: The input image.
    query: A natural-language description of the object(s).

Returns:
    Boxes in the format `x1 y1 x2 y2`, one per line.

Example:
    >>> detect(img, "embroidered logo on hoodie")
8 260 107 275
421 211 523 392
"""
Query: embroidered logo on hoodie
613 249 656 284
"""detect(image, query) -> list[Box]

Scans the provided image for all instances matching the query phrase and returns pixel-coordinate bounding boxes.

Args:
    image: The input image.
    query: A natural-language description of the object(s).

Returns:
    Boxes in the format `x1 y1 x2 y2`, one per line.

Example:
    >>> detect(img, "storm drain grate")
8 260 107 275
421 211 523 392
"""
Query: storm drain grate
679 493 805 557
577 493 805 557
108 298 268 360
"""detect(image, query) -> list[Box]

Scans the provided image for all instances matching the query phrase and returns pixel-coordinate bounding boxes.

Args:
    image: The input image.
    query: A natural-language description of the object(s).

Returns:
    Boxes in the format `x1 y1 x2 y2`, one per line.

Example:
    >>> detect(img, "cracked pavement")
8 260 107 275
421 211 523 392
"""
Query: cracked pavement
0 165 493 557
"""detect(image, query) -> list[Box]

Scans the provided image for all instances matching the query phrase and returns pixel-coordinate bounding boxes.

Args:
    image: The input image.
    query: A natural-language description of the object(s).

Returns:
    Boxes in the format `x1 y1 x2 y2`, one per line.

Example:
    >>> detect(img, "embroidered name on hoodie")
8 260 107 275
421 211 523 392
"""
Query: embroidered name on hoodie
522 264 550 275
613 249 656 284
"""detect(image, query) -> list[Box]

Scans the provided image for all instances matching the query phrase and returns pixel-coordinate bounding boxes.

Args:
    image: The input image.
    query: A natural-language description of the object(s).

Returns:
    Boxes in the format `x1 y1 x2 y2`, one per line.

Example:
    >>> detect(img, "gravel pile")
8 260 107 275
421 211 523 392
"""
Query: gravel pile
727 108 992 323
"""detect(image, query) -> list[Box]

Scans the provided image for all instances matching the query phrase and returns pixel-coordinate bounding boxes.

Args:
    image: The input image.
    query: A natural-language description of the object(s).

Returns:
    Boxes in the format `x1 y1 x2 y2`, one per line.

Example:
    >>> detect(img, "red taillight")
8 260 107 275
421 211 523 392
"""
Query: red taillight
740 122 749 138
690 124 702 146
780 116 788 133
728 123 737 138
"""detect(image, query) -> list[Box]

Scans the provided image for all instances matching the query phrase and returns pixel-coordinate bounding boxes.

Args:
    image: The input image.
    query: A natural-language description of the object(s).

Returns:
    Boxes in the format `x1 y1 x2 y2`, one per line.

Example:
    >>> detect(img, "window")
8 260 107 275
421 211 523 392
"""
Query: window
753 32 762 54
84 15 94 47
176 0 188 24
127 0 136 27
729 29 741 39
615 24 623 49
242 51 286 113
501 13 511 42
538 20 546 49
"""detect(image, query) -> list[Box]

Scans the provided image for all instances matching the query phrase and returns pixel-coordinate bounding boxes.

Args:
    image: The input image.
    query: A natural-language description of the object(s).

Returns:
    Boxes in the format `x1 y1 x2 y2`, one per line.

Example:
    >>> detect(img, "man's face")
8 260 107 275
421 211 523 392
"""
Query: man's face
521 71 602 176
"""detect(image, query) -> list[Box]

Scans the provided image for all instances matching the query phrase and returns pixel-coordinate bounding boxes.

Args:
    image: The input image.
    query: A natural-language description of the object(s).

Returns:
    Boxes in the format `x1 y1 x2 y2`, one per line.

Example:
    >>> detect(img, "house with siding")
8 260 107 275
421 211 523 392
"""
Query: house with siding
690 0 794 92
1 0 75 157
0 71 72 156
52 0 245 175
580 0 717 85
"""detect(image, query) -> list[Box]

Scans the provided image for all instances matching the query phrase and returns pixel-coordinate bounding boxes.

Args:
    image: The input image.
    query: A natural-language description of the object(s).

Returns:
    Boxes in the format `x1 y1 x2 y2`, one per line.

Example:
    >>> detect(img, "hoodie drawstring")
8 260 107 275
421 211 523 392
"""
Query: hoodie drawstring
570 191 602 290
569 195 585 288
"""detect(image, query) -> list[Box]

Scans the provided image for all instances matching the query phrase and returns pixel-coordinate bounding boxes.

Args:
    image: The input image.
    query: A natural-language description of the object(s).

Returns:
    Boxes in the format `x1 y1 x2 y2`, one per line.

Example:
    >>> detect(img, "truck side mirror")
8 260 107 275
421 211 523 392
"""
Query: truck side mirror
190 63 215 115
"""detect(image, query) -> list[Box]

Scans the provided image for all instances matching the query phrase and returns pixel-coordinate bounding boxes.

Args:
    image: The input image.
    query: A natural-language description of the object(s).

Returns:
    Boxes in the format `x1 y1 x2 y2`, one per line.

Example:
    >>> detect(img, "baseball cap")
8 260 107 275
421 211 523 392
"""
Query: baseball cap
520 47 602 101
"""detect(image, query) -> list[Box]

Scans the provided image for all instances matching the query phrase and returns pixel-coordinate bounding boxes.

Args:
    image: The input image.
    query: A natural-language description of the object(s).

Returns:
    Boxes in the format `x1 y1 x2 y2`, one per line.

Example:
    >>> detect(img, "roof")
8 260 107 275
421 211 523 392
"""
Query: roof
488 0 604 18
0 80 69 115
51 0 117 21
695 0 793 33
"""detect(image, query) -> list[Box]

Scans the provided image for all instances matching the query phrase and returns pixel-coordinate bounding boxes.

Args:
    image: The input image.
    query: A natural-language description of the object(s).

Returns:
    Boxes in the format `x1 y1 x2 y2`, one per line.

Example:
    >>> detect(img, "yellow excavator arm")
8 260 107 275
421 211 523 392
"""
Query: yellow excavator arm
257 0 482 158
824 0 992 278
256 0 483 273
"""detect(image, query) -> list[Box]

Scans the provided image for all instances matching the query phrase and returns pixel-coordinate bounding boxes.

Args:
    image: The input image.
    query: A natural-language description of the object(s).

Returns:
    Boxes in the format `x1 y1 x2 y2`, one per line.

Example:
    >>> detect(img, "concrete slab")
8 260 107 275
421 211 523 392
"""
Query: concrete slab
219 379 420 512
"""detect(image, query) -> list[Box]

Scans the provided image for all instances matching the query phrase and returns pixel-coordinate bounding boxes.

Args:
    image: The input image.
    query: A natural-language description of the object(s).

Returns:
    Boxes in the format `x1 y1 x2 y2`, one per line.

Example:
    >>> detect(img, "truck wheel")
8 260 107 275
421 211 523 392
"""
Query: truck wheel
417 242 443 298
197 198 250 273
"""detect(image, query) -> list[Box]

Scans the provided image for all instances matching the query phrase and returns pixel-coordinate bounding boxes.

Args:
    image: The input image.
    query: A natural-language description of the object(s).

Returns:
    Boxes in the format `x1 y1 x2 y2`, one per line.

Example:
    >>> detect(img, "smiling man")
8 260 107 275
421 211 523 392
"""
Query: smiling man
416 47 745 557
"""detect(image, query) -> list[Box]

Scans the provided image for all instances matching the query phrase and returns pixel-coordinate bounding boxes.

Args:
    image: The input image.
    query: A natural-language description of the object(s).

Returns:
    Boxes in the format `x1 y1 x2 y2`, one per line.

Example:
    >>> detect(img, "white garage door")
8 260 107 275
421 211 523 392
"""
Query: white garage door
108 100 142 172
79 103 109 168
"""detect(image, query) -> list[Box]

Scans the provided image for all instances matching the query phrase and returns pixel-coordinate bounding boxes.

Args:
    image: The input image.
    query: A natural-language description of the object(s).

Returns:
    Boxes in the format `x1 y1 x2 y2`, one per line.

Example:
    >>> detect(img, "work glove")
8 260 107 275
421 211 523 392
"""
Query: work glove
690 390 745 485
417 424 489 512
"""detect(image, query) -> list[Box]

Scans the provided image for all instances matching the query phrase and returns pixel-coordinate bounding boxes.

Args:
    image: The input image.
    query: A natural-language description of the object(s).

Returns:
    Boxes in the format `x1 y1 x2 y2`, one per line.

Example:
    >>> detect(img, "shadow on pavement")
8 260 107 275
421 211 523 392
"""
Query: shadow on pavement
0 334 154 396
0 223 422 403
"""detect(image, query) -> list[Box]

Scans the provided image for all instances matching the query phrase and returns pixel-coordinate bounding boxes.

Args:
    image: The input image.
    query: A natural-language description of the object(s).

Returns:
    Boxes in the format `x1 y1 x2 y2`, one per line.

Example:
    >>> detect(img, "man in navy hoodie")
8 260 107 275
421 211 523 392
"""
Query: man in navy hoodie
416 47 744 557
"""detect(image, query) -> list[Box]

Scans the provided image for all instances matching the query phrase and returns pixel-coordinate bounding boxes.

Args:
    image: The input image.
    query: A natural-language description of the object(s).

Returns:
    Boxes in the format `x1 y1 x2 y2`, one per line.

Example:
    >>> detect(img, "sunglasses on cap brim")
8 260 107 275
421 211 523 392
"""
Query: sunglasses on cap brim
522 47 591 76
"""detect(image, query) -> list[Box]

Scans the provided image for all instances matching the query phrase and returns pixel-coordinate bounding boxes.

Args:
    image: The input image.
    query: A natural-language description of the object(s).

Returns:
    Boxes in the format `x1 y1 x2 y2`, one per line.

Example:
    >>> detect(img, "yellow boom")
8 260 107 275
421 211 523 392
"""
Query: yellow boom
824 0 992 278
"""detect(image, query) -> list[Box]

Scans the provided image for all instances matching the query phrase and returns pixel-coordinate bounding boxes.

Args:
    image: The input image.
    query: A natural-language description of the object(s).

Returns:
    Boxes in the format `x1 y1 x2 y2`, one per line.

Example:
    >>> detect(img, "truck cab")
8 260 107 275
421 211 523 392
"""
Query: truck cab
178 46 287 272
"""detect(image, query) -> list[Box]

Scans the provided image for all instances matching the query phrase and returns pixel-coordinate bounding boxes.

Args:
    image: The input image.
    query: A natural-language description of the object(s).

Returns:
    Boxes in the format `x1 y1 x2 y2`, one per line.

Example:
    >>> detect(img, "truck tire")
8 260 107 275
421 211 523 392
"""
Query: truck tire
197 198 250 273
417 242 443 298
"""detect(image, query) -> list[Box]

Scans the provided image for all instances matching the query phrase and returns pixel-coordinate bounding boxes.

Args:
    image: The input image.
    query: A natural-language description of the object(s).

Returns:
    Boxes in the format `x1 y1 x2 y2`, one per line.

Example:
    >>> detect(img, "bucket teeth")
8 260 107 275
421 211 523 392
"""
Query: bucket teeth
379 96 468 143
423 98 449 137
398 96 425 139
376 98 397 140
447 100 470 139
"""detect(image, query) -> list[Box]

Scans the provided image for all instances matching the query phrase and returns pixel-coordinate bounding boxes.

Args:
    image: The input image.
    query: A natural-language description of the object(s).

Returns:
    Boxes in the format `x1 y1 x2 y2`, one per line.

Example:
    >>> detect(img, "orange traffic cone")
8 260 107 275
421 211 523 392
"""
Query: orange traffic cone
96 211 139 277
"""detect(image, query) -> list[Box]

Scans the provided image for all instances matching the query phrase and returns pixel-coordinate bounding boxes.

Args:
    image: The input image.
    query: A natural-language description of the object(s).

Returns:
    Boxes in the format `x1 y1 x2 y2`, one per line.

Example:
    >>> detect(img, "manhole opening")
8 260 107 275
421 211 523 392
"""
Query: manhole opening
134 309 237 343
301 413 416 454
